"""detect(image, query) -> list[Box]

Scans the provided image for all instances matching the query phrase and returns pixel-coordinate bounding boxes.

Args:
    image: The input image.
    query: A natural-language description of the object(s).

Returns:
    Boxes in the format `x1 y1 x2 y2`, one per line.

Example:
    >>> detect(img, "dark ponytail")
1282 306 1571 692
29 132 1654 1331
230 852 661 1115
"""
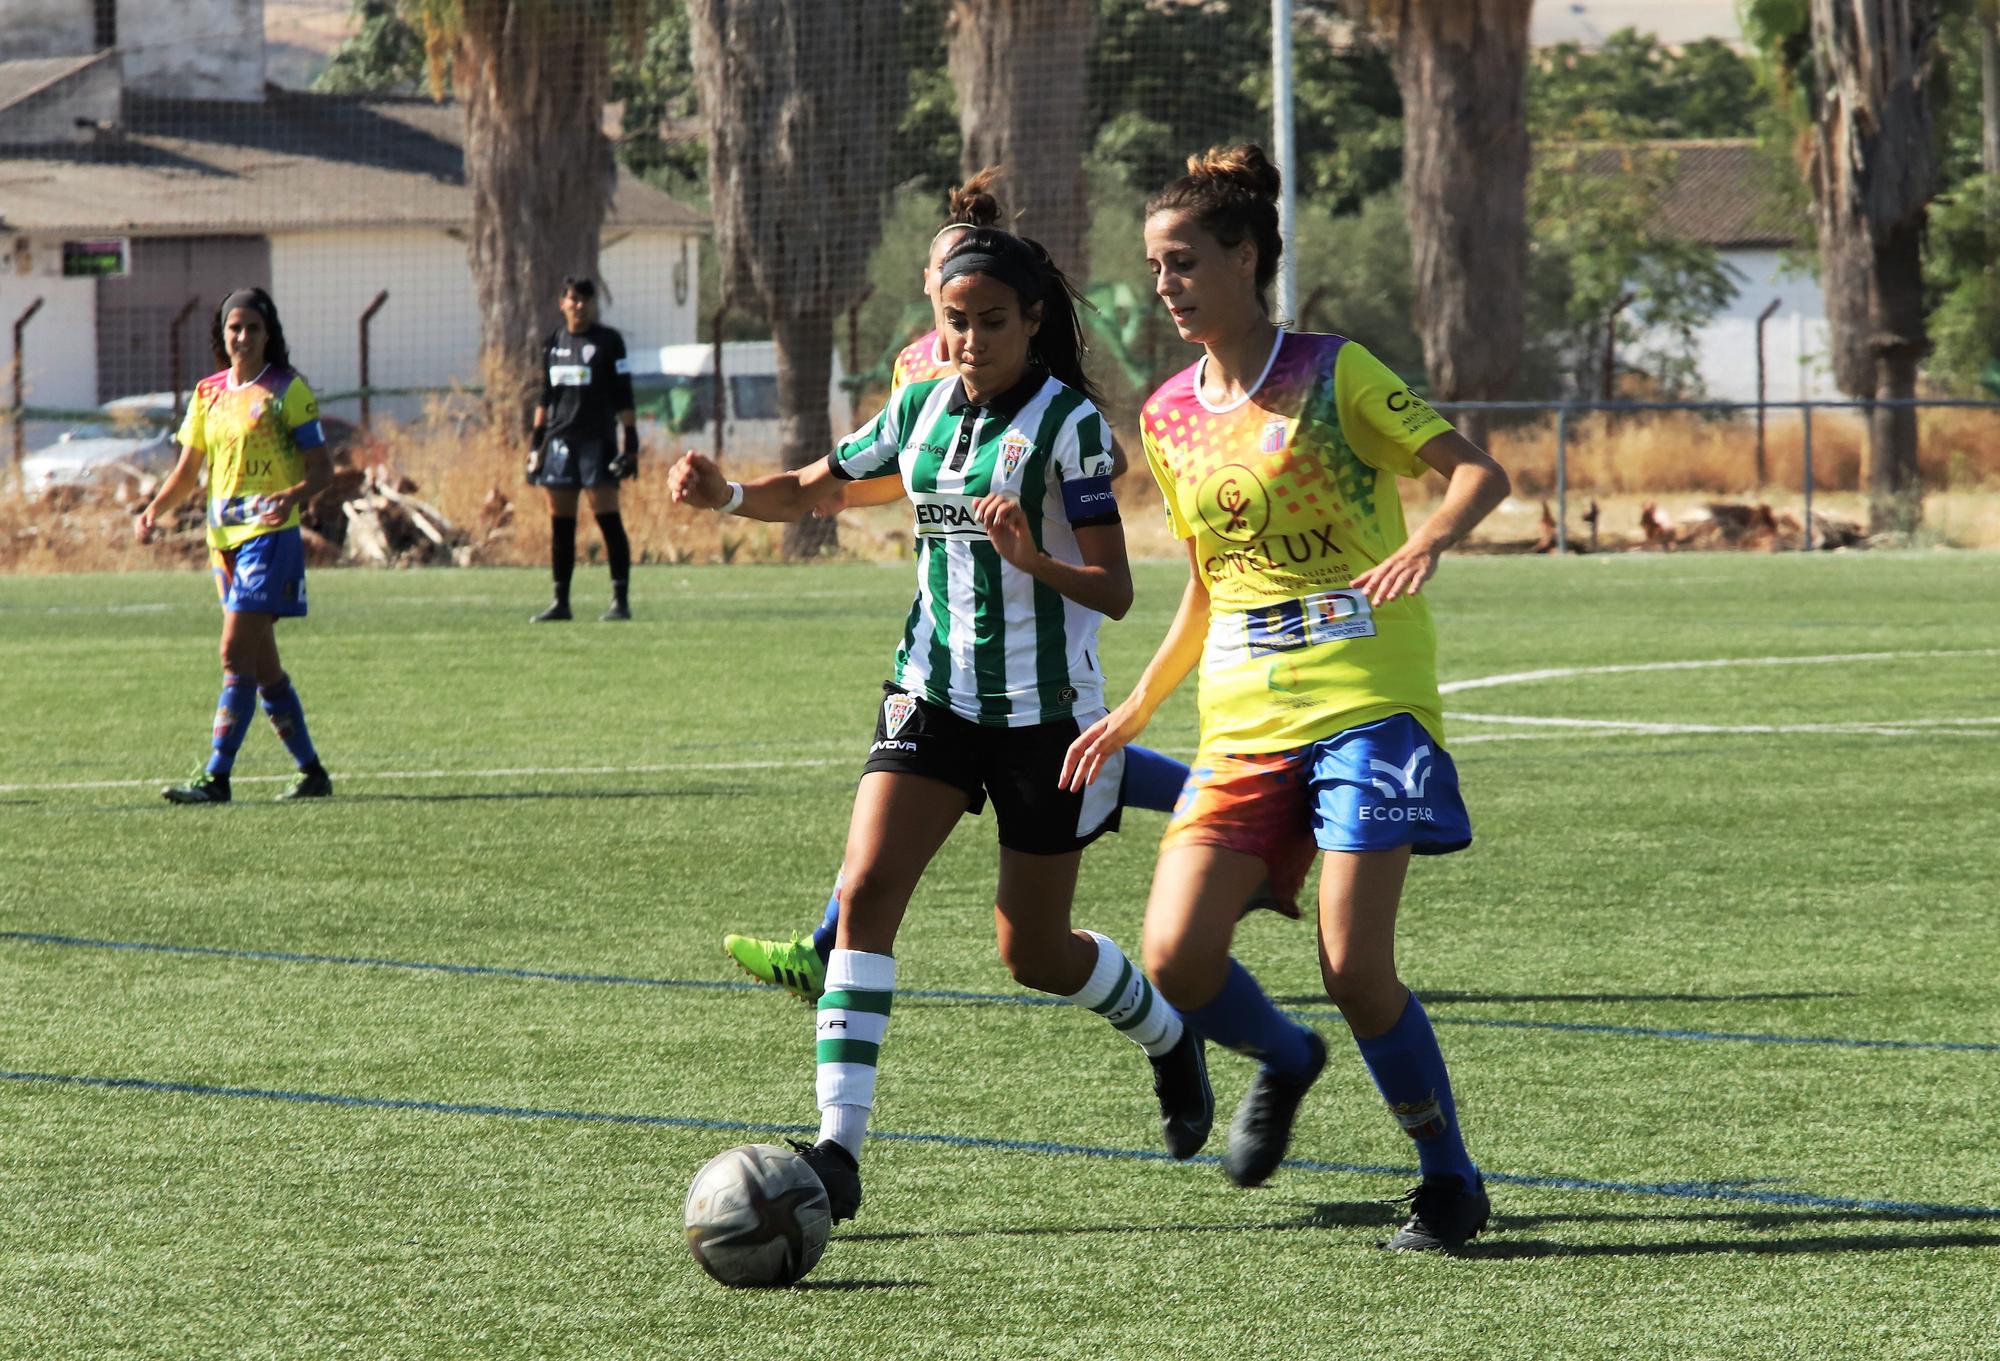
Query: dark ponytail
1145 144 1283 313
940 228 1102 408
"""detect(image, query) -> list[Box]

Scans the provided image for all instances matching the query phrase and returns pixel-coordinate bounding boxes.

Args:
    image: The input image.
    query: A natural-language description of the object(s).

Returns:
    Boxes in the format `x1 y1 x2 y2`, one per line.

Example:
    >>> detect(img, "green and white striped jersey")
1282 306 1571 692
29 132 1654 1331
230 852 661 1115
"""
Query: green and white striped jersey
828 371 1121 727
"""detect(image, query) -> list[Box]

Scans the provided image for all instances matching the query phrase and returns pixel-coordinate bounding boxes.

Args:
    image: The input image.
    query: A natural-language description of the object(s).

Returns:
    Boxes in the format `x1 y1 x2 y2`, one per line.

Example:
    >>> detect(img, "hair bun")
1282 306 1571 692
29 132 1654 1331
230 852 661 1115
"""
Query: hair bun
947 165 1005 228
1185 144 1281 203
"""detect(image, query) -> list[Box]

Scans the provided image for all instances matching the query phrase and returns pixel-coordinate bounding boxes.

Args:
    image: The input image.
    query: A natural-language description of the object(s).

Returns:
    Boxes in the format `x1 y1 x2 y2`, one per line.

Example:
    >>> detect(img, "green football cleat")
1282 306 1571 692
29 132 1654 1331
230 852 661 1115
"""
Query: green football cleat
278 766 333 800
162 769 230 805
723 932 827 1002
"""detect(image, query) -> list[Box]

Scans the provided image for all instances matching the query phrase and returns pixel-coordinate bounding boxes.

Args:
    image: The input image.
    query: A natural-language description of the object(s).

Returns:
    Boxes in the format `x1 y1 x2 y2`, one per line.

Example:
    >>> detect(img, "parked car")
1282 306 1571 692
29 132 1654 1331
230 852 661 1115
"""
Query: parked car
19 394 374 493
631 341 851 465
19 393 180 492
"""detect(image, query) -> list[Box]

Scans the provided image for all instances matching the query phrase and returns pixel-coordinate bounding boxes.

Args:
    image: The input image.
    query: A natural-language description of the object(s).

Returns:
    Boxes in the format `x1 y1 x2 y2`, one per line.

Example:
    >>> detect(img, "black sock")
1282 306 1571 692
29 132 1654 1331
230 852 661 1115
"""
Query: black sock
551 515 577 604
599 512 630 597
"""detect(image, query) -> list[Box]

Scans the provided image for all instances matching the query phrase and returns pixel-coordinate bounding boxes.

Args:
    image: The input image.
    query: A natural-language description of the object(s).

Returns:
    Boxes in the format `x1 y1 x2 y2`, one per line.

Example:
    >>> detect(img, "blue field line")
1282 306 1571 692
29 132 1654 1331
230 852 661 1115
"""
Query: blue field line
7 929 1996 1055
1411 1014 2000 1054
4 1067 1995 1223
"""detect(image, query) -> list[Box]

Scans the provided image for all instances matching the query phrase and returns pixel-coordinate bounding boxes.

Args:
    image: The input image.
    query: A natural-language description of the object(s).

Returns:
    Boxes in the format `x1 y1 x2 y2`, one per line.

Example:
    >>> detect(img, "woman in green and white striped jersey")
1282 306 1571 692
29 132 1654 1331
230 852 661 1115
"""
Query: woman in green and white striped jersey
670 229 1212 1225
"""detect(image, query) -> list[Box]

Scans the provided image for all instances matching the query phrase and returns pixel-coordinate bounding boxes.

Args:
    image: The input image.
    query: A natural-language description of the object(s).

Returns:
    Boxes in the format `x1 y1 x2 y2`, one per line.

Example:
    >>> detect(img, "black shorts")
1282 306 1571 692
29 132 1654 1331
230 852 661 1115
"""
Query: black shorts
862 684 1123 856
536 433 615 489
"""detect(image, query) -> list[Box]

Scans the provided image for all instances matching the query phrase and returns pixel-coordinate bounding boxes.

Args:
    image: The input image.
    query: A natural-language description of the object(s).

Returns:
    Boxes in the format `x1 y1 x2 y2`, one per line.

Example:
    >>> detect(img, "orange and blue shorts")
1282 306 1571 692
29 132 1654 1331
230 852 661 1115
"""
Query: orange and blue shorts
1159 713 1471 912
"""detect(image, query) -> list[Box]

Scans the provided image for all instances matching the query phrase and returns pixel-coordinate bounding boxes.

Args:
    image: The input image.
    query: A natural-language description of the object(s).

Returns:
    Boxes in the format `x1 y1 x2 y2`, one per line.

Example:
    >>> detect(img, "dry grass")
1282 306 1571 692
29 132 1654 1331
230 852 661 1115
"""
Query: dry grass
7 406 1999 574
1486 407 2000 499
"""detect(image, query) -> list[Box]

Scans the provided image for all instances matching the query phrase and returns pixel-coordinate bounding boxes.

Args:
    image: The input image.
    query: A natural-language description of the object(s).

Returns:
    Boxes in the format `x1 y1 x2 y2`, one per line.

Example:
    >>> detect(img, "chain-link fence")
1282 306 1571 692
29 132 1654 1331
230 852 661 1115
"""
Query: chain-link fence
4 2 1993 553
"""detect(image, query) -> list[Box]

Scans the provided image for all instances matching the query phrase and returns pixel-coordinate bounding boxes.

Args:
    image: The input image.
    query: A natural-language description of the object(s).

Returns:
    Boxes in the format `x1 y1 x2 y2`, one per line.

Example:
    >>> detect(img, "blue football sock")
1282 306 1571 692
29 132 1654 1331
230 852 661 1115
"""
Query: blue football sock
259 674 320 769
1354 992 1480 1189
1185 958 1315 1076
206 674 258 776
809 872 843 961
1120 744 1190 814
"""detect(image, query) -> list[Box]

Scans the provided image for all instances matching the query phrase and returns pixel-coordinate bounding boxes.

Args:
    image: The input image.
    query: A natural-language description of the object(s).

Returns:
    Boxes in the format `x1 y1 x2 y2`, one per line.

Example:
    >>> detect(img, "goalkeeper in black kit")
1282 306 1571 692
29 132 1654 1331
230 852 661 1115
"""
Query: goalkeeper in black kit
527 275 641 622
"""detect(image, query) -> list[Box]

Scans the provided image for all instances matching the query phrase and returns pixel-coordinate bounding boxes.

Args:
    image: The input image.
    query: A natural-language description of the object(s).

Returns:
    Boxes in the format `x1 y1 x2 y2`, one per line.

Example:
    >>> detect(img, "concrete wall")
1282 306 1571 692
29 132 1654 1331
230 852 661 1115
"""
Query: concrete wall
270 226 701 418
0 54 121 144
0 0 94 61
120 0 264 101
0 265 101 417
1691 249 1839 404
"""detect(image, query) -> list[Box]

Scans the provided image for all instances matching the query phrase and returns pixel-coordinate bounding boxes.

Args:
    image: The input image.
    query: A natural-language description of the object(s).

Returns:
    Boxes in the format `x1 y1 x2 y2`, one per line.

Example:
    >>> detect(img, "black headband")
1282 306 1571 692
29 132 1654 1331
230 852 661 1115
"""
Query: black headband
219 289 272 325
938 249 1044 306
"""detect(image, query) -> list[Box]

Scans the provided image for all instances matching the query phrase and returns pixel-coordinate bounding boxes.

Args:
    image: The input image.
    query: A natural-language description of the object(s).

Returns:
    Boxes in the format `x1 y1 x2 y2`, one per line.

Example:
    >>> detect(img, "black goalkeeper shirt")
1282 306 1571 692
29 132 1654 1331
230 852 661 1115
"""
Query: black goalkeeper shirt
541 323 635 443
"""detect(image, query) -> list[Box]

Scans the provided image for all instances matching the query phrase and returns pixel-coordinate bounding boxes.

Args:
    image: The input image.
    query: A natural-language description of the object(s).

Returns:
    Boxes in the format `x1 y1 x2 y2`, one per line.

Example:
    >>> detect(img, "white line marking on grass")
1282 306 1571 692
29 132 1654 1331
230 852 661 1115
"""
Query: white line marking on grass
1449 713 2000 738
0 757 850 795
1439 647 2000 695
0 602 177 615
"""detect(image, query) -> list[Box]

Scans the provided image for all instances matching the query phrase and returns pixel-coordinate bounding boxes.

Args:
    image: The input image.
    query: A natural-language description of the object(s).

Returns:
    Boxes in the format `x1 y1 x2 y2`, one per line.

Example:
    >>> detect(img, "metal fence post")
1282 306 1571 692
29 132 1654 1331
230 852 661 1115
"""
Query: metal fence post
358 290 390 429
1555 404 1570 556
11 296 45 494
1800 400 1814 551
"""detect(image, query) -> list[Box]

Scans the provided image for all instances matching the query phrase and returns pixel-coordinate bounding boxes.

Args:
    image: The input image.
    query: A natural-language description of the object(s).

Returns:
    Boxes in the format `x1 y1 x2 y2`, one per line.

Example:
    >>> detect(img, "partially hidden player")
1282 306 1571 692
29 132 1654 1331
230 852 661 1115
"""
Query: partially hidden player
721 171 1216 1003
1061 147 1511 1252
527 275 640 623
671 228 1213 1223
136 286 334 804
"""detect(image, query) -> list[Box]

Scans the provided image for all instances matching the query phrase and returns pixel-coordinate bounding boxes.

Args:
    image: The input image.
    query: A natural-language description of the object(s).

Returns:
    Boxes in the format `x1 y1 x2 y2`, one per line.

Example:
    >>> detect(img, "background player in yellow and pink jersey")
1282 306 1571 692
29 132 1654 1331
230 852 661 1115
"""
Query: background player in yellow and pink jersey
721 171 1210 1002
137 287 334 804
1062 146 1511 1253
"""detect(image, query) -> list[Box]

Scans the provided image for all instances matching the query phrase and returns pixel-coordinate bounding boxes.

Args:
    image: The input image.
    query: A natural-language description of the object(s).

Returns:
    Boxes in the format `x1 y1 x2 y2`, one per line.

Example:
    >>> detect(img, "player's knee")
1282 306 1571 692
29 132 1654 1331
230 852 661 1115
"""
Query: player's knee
1318 952 1397 1009
1144 936 1214 1010
994 928 1071 994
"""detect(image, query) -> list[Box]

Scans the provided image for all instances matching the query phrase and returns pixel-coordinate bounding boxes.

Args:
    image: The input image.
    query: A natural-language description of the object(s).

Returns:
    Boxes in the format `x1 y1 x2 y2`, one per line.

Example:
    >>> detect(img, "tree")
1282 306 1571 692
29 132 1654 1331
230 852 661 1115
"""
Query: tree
313 0 427 93
1924 173 2000 394
1357 1 1535 445
947 0 1095 276
1531 145 1741 398
1530 29 1761 140
688 0 904 556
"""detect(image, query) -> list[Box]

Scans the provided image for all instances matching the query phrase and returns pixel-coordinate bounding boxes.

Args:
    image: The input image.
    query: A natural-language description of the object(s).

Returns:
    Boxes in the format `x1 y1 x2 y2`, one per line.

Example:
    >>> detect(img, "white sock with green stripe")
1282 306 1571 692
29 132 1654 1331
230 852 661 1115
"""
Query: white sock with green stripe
1065 931 1184 1058
816 948 895 1157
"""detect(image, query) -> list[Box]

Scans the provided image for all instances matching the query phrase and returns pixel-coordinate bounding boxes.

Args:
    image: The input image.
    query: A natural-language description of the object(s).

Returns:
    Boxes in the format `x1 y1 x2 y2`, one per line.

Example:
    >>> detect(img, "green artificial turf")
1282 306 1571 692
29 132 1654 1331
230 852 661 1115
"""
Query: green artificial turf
2 552 1996 1359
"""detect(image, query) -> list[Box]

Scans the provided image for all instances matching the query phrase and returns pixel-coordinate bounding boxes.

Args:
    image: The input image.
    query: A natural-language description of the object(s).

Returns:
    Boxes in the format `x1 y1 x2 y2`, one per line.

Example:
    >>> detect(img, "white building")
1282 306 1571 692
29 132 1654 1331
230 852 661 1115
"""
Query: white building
1568 139 1839 404
1 0 705 424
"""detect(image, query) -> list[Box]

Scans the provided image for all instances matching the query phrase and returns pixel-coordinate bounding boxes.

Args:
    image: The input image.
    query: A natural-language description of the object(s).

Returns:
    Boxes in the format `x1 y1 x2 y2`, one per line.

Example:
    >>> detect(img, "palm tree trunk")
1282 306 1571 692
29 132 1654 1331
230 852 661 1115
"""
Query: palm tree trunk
1807 0 1939 535
1368 0 1534 448
456 5 614 432
947 0 1094 277
772 310 838 556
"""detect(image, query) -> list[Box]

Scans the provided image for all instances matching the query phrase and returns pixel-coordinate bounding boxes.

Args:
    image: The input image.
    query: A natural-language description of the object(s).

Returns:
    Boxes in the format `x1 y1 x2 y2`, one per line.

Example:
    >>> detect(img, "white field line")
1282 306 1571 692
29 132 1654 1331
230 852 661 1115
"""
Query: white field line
1437 648 2000 695
1448 713 2000 737
0 757 850 795
10 648 1996 793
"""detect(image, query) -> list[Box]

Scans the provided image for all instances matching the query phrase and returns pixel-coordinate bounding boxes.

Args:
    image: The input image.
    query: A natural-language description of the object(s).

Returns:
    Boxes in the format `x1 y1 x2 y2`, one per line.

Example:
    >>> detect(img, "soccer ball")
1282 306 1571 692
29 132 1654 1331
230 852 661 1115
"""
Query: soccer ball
683 1143 832 1288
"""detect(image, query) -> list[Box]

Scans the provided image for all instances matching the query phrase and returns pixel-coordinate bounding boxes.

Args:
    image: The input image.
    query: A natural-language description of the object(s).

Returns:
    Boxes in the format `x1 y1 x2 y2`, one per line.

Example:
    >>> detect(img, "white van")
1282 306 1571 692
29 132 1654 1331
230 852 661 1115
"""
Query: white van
630 341 851 466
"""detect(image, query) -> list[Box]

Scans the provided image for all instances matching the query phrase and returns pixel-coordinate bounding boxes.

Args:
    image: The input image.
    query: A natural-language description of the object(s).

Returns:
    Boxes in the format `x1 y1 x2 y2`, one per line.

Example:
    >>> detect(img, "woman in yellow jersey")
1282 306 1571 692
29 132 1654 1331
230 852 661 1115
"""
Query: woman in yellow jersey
137 287 334 804
1062 147 1511 1252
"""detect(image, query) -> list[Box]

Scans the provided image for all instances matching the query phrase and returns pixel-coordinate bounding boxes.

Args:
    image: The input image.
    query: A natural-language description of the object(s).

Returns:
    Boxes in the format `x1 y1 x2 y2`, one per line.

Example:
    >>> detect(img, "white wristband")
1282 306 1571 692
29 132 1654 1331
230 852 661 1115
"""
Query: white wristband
719 481 745 514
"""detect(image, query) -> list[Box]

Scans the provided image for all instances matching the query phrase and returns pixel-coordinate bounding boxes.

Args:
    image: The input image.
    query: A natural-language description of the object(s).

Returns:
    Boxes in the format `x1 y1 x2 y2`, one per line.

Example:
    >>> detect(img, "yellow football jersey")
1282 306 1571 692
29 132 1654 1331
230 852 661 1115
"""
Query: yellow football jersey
1141 332 1454 753
178 366 325 551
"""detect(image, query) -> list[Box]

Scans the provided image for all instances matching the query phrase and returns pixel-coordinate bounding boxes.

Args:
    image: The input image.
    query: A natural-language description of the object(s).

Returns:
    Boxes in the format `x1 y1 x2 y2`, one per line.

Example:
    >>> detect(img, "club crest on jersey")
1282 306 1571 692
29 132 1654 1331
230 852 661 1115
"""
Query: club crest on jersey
1261 416 1289 455
882 693 918 739
1000 431 1031 478
248 398 266 422
582 343 596 363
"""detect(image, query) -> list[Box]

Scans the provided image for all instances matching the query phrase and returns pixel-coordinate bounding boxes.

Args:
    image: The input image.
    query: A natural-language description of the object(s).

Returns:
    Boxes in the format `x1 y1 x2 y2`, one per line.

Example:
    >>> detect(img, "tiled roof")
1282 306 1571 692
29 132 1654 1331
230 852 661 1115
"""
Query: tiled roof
1549 138 1805 249
0 87 706 236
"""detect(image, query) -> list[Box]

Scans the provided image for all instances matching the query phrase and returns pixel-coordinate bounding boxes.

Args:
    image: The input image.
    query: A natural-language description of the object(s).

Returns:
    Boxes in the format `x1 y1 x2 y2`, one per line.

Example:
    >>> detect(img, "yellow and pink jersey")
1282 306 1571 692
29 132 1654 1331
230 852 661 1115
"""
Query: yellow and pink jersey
890 329 950 395
178 365 326 550
1141 331 1454 754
